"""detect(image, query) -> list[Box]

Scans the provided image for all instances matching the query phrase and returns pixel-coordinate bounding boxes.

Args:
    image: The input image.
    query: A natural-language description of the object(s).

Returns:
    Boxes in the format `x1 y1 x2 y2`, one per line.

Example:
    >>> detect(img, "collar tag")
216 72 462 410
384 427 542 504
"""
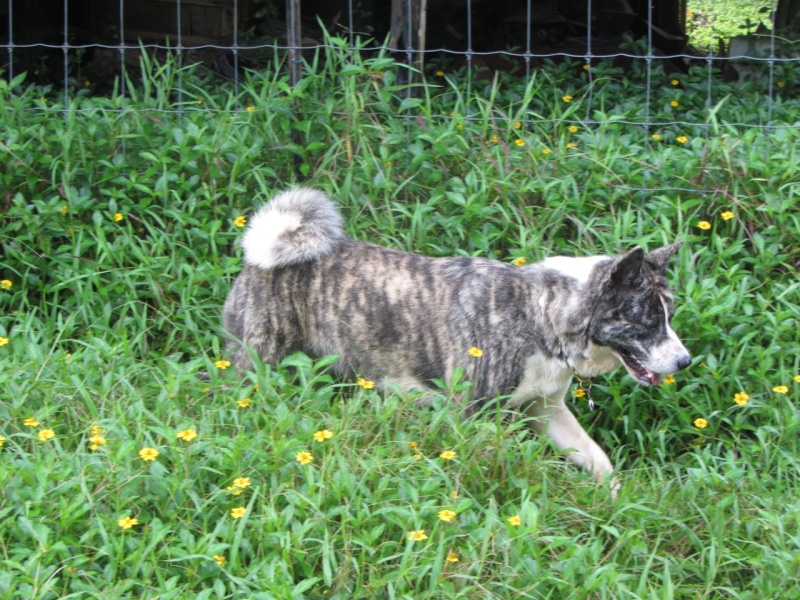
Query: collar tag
574 372 596 412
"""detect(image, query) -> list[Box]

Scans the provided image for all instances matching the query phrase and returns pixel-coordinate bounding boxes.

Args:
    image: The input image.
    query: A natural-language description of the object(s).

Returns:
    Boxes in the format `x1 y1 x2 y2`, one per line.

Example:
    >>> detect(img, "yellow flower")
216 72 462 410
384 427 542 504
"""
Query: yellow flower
113 213 124 222
234 215 247 228
489 134 499 144
777 81 784 88
197 98 204 104
512 257 527 266
573 388 586 398
436 70 444 77
408 529 428 542
583 64 590 70
176 429 198 441
670 100 679 107
245 105 255 112
664 374 676 384
438 509 456 522
439 450 457 460
514 121 522 129
213 555 226 566
793 375 800 383
651 134 661 140
139 447 159 461
313 429 333 442
733 391 749 406
0 336 8 347
230 507 247 519
562 94 573 103
468 346 483 358
232 477 251 489
38 429 55 441
215 359 231 369
568 125 578 133
412 453 423 460
772 385 788 394
693 418 708 429
24 418 40 427
226 485 244 496
697 221 711 230
0 435 5 447
507 515 521 526
357 377 375 390
118 516 138 530
720 211 734 221
671 79 680 86
296 450 314 465
542 148 551 155
566 142 577 149
409 441 419 450
89 435 107 450
0 279 12 289
237 398 251 408
61 205 68 215
446 551 459 562
676 135 689 144
514 139 525 147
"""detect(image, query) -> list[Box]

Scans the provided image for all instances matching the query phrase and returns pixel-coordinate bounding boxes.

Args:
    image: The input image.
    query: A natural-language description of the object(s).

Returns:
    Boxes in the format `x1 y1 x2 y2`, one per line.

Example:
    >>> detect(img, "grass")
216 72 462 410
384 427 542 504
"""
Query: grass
1 38 800 599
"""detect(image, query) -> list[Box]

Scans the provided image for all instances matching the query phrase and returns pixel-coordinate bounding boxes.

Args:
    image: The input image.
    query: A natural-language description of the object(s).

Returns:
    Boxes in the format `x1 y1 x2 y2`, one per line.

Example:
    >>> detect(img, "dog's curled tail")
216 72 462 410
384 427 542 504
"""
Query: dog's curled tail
241 188 346 270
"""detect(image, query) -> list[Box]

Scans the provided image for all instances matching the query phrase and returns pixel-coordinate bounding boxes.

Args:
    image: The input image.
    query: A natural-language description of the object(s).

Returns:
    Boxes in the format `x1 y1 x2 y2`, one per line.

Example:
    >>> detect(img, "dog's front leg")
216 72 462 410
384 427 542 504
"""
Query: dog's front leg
525 396 617 493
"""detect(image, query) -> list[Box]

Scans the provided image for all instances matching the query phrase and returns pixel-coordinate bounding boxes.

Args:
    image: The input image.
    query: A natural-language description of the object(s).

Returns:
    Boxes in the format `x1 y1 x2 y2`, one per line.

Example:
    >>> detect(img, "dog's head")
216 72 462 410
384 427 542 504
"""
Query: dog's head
591 242 691 386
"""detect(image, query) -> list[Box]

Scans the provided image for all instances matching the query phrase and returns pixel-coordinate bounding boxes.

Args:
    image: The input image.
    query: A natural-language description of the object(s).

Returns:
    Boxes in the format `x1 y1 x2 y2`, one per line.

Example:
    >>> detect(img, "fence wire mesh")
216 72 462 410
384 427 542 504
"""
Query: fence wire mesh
2 2 797 112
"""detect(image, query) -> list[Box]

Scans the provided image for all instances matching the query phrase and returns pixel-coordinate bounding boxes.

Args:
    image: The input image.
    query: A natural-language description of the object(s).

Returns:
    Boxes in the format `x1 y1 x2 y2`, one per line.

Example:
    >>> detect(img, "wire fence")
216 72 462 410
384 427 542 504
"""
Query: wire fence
1 0 799 131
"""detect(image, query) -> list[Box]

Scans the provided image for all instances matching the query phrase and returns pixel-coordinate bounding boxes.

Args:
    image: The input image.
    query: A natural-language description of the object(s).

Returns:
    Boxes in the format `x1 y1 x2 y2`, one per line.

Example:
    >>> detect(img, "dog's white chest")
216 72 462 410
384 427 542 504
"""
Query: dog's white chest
507 354 573 408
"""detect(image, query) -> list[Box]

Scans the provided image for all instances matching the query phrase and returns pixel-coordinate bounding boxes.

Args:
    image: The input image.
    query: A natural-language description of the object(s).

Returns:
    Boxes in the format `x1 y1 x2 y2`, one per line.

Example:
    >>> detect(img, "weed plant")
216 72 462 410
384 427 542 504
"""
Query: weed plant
1 38 799 599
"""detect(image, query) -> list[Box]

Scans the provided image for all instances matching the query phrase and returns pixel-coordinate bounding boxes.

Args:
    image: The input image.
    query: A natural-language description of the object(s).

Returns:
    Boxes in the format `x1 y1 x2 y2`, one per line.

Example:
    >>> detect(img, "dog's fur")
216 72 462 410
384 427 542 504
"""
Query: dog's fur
223 188 691 489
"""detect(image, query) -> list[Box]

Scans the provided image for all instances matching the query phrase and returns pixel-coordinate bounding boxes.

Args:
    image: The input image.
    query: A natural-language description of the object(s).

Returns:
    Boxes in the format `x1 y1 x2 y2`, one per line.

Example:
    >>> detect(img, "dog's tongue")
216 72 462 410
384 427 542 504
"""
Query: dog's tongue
649 371 663 386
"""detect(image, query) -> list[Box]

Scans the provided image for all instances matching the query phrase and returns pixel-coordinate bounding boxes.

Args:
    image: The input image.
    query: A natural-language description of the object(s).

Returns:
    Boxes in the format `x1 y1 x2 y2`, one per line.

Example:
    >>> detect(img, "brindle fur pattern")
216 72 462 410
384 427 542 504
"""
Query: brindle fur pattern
223 188 691 490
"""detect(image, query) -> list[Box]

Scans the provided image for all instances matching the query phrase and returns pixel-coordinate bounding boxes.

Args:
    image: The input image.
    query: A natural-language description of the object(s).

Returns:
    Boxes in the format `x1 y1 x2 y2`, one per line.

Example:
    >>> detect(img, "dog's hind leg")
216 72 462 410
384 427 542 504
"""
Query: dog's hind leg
525 396 618 495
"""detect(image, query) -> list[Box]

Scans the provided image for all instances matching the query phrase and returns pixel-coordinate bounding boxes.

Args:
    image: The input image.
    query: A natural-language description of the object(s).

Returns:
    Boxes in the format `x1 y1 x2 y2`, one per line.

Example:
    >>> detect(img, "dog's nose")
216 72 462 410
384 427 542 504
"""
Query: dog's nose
676 354 691 371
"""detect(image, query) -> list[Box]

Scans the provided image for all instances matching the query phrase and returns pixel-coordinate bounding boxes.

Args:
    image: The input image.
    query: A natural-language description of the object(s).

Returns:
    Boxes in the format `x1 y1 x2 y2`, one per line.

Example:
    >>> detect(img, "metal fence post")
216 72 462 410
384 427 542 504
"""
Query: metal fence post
286 0 304 178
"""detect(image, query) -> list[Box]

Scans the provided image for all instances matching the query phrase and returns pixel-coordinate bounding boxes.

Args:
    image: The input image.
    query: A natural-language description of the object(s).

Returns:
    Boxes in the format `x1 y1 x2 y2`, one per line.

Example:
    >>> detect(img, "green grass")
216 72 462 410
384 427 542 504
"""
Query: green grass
1 39 800 598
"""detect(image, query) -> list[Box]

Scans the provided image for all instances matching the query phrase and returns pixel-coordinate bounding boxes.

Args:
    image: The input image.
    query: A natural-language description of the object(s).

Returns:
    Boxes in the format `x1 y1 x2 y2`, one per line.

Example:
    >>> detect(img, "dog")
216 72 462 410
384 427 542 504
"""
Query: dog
223 188 691 491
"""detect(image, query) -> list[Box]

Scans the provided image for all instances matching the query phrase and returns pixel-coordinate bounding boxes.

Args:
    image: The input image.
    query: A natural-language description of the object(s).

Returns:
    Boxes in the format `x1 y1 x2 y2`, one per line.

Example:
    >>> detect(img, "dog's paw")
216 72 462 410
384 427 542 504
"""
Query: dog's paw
609 477 621 500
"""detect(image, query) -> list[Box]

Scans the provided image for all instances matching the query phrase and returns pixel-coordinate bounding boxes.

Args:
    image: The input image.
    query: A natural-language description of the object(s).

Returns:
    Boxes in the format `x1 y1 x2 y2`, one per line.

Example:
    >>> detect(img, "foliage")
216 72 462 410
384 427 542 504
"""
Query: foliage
1 38 799 599
686 0 774 51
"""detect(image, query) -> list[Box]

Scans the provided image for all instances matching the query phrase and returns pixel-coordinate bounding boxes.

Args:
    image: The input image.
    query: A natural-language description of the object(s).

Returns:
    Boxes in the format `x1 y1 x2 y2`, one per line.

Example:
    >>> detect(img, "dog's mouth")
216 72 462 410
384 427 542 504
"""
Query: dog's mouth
614 349 663 386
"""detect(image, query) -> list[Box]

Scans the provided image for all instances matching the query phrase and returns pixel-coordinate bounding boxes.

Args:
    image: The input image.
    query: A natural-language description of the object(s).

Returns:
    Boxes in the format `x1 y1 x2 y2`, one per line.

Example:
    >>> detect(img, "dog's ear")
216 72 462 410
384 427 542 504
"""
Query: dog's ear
646 241 683 271
606 247 644 288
